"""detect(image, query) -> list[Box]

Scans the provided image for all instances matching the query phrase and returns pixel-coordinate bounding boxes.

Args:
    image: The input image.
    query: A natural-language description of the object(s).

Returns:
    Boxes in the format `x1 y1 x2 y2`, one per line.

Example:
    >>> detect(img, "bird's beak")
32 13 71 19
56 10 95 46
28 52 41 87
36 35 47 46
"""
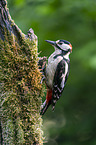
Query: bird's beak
45 40 56 46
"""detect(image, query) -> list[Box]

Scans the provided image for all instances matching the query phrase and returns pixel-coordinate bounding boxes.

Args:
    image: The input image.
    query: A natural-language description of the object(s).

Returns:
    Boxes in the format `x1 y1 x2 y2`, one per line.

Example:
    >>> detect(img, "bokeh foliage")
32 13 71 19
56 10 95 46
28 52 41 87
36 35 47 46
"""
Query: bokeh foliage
6 0 96 144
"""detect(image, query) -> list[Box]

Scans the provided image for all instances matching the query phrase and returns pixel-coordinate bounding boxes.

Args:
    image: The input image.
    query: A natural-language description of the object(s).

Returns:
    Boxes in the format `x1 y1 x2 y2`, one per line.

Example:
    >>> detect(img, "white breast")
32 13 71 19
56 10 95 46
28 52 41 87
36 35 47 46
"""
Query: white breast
46 50 63 88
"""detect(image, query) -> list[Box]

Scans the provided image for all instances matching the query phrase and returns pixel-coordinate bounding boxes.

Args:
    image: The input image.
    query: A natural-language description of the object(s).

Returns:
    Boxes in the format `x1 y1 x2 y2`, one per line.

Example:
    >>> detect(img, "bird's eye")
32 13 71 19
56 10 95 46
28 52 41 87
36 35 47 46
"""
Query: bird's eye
58 42 63 45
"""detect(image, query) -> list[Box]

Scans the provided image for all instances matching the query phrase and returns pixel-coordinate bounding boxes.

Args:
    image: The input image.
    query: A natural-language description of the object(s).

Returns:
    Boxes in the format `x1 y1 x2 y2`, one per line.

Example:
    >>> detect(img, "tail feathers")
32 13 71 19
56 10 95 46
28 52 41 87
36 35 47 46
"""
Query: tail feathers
40 100 51 115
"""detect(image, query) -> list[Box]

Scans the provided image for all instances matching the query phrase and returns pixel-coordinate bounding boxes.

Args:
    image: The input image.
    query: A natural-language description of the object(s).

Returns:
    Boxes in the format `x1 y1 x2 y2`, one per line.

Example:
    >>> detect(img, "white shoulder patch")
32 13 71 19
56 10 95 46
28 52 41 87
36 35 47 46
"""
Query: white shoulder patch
61 61 68 88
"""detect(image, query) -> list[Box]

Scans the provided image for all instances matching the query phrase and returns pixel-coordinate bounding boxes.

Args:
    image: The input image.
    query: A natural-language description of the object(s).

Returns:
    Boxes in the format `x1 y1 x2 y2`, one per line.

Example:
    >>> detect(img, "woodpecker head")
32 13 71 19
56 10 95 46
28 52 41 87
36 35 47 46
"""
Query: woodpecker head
45 39 72 53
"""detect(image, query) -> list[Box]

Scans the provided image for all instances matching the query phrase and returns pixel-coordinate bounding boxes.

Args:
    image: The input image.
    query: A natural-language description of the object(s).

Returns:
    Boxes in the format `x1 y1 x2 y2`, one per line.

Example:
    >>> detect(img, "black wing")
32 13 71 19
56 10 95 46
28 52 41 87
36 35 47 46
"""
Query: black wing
52 59 70 110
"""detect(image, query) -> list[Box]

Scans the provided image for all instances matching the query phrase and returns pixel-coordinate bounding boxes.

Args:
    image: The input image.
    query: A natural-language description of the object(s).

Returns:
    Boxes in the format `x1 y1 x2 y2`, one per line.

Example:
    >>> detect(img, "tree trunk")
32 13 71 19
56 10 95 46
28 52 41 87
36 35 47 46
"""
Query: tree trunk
0 0 43 144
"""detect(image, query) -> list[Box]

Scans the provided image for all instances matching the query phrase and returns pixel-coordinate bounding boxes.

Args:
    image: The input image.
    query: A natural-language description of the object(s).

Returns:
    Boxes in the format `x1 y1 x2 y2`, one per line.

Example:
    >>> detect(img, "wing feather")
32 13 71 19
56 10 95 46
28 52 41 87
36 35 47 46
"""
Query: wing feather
52 59 70 109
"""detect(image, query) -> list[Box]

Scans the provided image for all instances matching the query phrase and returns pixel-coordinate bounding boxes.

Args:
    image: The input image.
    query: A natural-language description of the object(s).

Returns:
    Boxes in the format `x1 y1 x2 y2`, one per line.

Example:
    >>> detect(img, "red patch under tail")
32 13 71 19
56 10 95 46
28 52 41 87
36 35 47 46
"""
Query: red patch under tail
40 89 52 115
46 89 52 104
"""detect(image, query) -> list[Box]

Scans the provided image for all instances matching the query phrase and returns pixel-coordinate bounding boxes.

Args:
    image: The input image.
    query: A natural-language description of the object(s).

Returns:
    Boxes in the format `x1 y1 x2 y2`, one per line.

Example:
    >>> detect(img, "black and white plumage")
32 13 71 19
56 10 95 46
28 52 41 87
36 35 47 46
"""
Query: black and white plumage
40 39 72 115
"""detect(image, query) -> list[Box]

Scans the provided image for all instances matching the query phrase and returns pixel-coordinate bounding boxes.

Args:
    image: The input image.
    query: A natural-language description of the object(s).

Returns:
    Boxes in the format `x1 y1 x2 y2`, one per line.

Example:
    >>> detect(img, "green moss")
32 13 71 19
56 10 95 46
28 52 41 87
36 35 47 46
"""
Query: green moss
0 31 44 144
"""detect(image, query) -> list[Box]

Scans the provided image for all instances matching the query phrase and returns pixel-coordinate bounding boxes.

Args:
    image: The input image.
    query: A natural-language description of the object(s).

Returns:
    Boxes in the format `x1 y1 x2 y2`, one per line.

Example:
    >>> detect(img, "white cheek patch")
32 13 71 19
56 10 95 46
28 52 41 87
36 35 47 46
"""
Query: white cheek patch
61 44 70 51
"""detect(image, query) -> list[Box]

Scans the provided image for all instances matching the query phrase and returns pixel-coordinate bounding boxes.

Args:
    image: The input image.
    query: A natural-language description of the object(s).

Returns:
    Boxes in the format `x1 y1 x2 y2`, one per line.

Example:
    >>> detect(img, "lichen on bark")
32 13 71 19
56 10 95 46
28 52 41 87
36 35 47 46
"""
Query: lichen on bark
0 0 44 144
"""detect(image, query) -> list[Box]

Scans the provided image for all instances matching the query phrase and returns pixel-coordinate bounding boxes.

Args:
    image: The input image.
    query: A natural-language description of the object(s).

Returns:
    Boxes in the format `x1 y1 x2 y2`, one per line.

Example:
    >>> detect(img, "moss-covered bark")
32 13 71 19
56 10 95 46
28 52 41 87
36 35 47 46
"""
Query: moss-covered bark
0 0 43 144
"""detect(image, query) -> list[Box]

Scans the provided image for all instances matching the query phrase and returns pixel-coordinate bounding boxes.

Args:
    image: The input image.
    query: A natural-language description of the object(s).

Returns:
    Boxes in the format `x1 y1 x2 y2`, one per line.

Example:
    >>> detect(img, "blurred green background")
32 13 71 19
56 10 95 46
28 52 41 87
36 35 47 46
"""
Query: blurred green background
7 0 96 144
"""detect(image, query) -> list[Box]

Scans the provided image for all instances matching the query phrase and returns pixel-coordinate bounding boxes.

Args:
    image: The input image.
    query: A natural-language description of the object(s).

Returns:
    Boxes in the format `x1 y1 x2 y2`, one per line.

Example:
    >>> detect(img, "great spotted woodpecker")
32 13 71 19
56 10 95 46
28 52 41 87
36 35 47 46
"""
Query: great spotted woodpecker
40 39 72 115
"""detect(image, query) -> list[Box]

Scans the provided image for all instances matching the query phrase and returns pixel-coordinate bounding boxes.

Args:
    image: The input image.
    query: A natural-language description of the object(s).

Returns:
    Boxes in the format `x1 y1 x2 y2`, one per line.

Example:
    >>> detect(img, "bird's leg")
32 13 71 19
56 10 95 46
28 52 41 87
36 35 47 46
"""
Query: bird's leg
40 75 46 84
38 56 47 84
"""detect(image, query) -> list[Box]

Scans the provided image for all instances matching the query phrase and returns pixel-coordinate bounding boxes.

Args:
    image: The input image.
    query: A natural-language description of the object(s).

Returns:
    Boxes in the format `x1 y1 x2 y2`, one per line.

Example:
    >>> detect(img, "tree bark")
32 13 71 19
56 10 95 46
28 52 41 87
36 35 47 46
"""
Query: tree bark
0 0 43 144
